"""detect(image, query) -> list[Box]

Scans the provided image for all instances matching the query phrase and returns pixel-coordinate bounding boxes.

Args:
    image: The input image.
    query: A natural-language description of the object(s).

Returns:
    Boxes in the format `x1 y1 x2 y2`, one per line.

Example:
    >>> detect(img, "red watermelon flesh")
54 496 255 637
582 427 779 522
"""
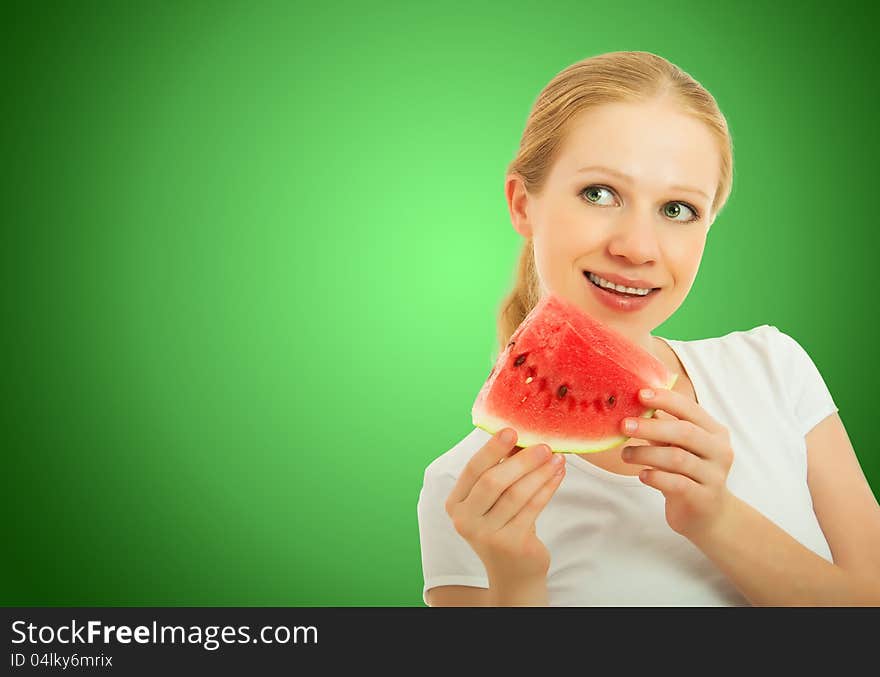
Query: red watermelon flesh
472 294 677 453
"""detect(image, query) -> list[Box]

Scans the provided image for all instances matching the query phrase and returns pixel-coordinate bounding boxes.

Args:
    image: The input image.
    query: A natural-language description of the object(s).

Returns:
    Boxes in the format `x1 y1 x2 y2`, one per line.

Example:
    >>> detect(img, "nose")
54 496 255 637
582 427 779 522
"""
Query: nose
606 212 661 265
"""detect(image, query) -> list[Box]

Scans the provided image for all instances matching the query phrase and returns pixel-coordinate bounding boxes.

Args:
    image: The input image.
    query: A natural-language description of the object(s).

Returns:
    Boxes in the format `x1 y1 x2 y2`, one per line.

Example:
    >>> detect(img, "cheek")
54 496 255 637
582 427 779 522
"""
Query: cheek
667 236 707 288
532 234 581 296
530 240 557 292
538 210 598 257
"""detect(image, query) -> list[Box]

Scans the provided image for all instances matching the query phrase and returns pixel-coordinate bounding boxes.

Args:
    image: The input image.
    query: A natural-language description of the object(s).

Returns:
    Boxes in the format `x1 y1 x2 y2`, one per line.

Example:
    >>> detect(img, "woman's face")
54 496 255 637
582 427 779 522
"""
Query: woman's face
506 100 720 344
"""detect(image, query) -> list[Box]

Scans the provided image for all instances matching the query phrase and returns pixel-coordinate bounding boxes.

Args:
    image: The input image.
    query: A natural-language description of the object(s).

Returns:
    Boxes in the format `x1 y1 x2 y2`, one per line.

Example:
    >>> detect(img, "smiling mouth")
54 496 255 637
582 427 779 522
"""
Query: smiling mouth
583 271 661 296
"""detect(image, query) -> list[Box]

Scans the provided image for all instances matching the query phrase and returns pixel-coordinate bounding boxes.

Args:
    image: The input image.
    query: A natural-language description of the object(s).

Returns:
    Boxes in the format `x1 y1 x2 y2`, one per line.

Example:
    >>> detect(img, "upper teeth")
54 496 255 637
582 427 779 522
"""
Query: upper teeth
588 272 653 296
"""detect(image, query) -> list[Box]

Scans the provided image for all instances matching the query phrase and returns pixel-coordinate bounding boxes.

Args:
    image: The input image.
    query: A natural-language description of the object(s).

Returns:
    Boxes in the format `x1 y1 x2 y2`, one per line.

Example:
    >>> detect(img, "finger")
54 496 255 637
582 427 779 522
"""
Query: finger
483 453 566 530
464 443 555 516
638 467 702 497
638 387 724 434
499 445 525 463
621 416 717 460
448 428 519 505
622 445 712 485
506 461 566 532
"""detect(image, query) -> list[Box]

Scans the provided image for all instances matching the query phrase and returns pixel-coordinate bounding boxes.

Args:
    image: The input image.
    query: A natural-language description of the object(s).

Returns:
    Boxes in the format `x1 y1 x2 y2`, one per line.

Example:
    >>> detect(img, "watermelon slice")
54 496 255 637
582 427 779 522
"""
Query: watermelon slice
471 294 677 453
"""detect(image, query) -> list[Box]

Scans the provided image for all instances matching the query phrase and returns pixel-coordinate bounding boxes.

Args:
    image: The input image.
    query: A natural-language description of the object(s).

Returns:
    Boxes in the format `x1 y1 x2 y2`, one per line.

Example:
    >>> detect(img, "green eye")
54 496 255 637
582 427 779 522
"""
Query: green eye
663 202 698 221
580 185 700 223
582 186 613 203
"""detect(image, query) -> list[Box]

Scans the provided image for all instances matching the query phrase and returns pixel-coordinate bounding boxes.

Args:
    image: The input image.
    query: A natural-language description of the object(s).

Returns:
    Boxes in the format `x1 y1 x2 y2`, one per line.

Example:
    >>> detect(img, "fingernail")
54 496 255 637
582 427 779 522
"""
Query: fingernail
551 453 564 465
499 429 515 445
622 446 632 460
624 419 637 434
640 389 654 400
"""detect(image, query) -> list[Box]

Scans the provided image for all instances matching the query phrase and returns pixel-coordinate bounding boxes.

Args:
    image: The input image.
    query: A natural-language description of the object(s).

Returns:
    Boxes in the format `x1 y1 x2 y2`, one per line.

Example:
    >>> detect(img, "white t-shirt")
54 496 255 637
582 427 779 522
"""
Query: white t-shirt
417 325 839 606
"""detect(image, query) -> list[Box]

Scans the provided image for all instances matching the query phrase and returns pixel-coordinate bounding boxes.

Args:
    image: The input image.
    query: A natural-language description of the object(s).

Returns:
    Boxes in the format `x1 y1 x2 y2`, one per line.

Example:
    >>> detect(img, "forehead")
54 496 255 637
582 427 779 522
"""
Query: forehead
551 102 720 196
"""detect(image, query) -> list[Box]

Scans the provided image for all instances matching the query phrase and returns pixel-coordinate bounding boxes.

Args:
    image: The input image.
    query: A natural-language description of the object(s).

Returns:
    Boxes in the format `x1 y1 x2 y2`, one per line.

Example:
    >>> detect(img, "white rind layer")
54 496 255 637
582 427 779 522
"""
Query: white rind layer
472 374 678 454
472 406 656 453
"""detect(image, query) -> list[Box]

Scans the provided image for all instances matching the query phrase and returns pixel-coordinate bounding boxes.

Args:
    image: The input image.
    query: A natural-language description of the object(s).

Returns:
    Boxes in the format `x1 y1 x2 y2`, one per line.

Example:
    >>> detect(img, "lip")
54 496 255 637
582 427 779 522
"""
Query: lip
584 271 660 312
584 270 660 289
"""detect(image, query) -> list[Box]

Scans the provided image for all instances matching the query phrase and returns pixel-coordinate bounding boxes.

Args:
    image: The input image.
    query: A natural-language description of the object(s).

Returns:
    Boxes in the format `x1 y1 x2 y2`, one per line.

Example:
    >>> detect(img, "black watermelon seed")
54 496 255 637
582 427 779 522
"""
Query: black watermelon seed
507 340 516 348
557 385 568 398
514 354 526 367
607 395 616 408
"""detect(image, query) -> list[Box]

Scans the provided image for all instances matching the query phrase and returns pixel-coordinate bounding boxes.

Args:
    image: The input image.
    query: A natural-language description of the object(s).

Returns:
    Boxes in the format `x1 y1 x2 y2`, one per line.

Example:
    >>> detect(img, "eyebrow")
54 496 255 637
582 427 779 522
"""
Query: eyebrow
574 165 710 201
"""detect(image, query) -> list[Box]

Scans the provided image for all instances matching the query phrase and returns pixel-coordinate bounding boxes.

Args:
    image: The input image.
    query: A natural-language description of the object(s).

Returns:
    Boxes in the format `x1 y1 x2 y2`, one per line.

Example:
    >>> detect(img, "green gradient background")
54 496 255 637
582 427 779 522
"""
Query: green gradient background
3 1 878 606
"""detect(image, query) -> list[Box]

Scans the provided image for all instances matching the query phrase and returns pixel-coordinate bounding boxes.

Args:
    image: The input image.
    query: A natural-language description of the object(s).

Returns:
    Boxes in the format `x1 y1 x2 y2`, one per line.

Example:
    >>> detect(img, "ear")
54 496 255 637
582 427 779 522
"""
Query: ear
505 174 534 238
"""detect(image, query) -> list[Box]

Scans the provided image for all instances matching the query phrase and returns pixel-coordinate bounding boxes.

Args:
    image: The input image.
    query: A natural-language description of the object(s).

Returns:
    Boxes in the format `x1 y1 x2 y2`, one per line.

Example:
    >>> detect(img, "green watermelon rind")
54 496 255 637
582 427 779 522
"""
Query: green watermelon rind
473 372 679 454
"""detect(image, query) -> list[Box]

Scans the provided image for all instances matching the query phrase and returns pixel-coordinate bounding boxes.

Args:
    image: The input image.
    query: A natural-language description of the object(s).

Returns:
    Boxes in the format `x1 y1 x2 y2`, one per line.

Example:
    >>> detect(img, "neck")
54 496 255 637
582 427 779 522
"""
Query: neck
621 330 675 374
614 328 658 358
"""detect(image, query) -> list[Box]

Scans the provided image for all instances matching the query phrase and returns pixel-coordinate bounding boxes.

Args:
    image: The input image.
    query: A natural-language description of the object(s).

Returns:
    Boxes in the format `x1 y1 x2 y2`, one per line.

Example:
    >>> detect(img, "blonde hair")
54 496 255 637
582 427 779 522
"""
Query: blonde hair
496 51 734 351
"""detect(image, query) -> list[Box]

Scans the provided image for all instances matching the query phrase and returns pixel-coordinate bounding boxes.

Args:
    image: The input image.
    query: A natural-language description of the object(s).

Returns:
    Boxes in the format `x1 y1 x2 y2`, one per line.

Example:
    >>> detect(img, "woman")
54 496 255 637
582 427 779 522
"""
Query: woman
417 51 880 606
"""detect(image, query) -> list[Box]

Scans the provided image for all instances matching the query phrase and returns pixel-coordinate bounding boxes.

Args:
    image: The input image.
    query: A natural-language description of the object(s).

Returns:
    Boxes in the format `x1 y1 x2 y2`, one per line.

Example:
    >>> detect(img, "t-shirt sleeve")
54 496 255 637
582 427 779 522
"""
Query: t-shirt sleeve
416 467 489 604
770 327 839 437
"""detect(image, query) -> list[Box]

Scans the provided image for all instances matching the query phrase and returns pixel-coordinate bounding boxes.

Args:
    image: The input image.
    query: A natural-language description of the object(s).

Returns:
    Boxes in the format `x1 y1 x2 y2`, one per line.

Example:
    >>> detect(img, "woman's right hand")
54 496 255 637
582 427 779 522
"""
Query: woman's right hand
444 428 566 586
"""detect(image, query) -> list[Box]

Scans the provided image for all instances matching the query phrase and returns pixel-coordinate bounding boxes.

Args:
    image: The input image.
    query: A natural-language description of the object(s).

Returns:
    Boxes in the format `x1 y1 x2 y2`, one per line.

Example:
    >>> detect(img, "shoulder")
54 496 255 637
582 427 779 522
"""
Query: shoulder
423 427 492 483
673 323 779 351
672 325 834 421
670 324 804 367
667 325 819 408
701 324 818 372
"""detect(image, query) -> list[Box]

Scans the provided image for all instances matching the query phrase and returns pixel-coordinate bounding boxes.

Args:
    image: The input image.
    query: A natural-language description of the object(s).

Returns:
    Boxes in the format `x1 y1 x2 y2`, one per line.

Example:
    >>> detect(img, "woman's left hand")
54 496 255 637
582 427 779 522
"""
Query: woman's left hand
621 387 736 542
